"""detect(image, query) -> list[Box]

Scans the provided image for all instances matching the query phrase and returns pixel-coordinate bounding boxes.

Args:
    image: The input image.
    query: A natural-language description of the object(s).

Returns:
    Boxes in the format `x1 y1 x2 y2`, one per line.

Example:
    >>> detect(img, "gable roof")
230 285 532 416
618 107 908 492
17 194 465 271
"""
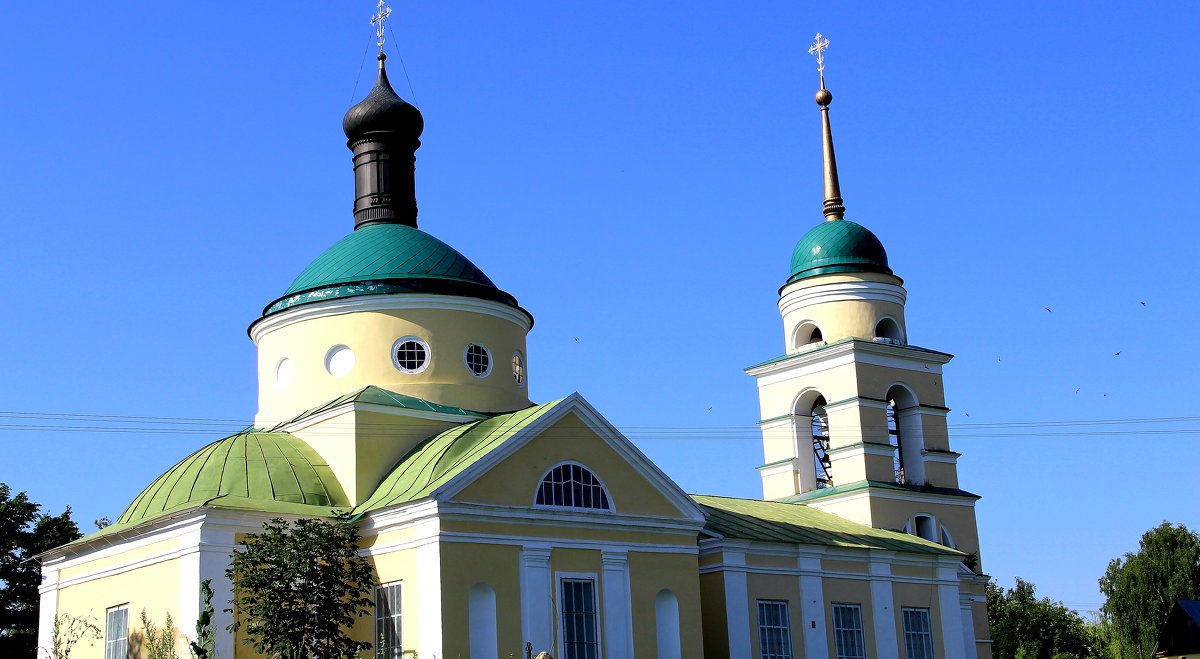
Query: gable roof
271 384 489 431
1155 601 1200 656
353 400 563 514
693 494 960 556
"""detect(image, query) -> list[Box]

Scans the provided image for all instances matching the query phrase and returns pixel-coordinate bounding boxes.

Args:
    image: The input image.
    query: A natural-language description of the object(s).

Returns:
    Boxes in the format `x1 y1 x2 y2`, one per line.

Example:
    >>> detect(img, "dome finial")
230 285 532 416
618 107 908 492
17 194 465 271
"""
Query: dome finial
372 0 392 54
808 33 845 221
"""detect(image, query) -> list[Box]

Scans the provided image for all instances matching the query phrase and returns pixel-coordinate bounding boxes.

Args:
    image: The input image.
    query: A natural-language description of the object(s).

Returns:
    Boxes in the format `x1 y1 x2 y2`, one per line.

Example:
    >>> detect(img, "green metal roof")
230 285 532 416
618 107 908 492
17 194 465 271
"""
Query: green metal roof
787 219 892 284
777 479 981 504
692 494 959 555
87 432 350 541
269 385 490 431
353 399 562 514
263 224 519 315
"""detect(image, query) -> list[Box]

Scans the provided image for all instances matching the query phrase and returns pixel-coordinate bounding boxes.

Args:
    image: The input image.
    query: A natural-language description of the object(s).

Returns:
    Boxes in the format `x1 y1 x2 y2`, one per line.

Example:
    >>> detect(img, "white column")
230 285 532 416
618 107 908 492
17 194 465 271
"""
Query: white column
721 547 751 657
601 550 634 659
36 561 60 656
195 524 237 659
798 553 828 659
178 525 203 653
415 538 443 658
869 558 899 658
520 547 554 654
960 592 979 659
937 566 966 659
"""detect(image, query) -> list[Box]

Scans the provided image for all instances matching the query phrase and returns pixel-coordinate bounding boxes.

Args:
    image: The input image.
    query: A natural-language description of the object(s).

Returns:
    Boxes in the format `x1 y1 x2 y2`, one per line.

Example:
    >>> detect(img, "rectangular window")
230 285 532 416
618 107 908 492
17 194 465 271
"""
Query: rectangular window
375 582 402 659
832 603 866 659
756 600 793 659
104 605 128 659
560 578 599 659
902 607 936 659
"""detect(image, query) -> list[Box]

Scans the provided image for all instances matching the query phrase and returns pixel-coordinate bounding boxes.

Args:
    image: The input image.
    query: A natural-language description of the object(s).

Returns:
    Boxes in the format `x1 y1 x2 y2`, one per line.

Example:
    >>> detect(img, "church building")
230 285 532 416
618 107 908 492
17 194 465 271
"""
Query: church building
37 25 991 659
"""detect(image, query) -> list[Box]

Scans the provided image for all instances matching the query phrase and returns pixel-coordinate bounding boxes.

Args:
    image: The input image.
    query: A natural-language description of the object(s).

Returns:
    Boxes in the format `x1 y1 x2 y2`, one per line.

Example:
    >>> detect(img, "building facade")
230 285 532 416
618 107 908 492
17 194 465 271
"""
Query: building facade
38 43 991 659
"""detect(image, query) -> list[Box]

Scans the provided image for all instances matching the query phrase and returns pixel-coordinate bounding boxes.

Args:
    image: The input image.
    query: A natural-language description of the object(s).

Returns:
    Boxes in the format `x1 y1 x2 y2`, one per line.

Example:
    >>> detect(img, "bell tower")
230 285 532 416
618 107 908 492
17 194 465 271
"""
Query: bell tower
747 35 982 562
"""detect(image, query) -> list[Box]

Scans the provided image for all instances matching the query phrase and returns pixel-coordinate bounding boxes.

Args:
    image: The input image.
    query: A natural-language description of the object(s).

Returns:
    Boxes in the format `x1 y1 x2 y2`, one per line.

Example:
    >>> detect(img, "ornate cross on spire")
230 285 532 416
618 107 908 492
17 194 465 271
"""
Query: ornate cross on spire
372 0 392 52
808 32 830 86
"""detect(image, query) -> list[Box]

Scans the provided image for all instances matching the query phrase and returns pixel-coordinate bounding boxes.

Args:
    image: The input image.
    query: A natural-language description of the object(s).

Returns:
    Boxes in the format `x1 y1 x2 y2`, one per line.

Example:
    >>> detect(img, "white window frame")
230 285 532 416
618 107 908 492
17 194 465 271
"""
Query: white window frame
832 602 866 659
391 336 431 374
512 350 526 387
556 572 601 659
533 461 615 512
463 342 493 377
104 604 129 659
375 581 403 659
902 607 936 659
755 599 793 659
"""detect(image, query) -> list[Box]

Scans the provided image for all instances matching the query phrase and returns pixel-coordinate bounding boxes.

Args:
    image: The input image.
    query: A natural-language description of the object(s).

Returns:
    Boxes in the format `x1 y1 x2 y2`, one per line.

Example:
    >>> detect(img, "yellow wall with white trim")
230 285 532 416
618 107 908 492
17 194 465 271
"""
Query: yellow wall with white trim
255 305 530 424
54 557 183 659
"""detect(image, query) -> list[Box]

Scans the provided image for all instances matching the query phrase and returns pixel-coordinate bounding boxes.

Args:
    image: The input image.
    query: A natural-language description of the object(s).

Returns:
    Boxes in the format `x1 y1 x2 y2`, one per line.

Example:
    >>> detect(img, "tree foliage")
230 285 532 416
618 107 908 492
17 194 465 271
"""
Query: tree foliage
1099 521 1200 658
139 609 179 659
189 579 216 659
45 614 101 659
0 484 81 657
987 577 1100 659
226 514 374 659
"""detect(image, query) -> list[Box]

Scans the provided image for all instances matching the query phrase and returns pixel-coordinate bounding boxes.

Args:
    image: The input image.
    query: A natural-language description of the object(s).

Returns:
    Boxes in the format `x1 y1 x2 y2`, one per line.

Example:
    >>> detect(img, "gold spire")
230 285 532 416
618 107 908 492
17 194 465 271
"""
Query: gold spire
372 0 392 53
808 33 845 221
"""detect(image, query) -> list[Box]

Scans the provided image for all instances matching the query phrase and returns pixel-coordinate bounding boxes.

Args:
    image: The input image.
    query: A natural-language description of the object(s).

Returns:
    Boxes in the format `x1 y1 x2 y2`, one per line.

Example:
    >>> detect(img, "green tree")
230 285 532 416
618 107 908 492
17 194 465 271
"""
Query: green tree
1099 521 1200 658
45 613 101 659
140 609 179 659
226 514 374 659
986 577 1099 658
0 484 82 657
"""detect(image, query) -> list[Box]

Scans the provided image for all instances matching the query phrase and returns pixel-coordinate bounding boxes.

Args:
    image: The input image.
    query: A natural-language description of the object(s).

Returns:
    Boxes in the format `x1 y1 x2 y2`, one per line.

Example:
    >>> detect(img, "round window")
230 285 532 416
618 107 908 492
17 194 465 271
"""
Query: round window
464 343 491 377
325 345 355 378
512 351 525 386
392 337 430 374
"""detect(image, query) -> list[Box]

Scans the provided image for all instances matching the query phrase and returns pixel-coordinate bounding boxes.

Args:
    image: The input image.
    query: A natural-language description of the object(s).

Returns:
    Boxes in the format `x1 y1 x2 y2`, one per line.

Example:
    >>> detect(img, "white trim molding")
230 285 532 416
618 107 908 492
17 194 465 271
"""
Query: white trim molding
600 551 635 659
250 293 534 344
520 547 554 654
779 279 908 315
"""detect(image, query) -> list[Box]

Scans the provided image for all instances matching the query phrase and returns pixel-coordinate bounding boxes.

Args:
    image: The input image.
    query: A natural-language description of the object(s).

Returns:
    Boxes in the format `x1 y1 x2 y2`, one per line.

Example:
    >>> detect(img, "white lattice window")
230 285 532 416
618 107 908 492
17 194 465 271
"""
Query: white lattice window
535 463 611 510
465 343 491 377
902 607 936 659
559 578 599 659
833 603 866 659
756 600 792 659
104 605 128 659
375 582 402 659
392 337 430 373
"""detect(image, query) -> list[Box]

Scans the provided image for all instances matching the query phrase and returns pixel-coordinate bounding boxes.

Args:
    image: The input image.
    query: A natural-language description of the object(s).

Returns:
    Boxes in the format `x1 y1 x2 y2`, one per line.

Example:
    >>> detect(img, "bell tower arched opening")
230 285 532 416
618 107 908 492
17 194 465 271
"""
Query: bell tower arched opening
885 384 926 486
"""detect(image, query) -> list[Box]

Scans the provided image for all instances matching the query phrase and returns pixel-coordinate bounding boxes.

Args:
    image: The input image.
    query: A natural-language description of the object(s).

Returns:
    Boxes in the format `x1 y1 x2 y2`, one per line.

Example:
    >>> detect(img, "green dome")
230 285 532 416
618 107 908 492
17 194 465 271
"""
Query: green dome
113 432 349 529
263 224 518 315
787 219 893 284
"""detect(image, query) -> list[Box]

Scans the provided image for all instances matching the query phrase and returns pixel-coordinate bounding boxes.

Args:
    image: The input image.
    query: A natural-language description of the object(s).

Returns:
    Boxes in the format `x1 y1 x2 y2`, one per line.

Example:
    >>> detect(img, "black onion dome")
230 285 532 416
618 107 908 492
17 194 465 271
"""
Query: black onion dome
343 54 423 140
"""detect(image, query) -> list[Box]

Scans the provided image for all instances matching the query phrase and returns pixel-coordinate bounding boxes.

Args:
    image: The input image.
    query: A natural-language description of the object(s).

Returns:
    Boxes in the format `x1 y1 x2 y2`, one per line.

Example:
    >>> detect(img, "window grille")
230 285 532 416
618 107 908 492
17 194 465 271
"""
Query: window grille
393 338 429 373
812 397 832 488
512 352 525 385
104 606 128 659
376 583 402 659
756 600 793 659
902 607 936 659
465 343 491 376
888 400 906 484
560 579 598 659
833 603 866 659
536 464 611 510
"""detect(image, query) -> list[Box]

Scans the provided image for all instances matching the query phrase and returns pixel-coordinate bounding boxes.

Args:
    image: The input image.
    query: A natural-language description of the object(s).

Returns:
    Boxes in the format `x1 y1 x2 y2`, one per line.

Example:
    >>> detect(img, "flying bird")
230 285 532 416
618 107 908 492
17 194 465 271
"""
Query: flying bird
1044 307 1052 312
1114 351 1121 356
1140 301 1147 306
1075 388 1080 394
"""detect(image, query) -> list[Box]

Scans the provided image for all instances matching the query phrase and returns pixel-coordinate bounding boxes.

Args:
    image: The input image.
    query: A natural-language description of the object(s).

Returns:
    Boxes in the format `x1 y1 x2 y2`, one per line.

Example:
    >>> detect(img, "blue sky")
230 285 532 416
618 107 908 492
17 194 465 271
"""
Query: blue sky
1 3 1197 612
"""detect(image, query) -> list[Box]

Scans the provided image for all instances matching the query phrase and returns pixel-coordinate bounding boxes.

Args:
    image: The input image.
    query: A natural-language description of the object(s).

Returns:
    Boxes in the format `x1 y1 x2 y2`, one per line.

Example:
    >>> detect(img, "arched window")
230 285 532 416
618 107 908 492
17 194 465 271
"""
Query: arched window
885 384 925 486
535 463 612 510
912 514 937 542
793 322 824 352
887 399 906 484
874 317 903 344
811 396 832 488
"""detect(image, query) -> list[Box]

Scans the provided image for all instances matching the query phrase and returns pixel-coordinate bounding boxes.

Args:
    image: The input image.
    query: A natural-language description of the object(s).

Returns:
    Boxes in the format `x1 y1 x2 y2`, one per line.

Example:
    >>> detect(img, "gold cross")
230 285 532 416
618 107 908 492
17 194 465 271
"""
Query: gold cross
808 32 830 77
372 0 392 52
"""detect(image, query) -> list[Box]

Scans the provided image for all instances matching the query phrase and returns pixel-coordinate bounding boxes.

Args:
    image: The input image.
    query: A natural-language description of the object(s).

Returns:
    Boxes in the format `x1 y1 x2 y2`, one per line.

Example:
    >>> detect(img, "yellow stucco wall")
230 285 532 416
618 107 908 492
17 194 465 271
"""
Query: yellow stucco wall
291 408 458 504
255 304 530 424
628 551 705 659
454 412 689 519
821 577 875 658
54 557 183 659
746 572 803 659
779 273 907 347
438 541 523 659
698 572 729 659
